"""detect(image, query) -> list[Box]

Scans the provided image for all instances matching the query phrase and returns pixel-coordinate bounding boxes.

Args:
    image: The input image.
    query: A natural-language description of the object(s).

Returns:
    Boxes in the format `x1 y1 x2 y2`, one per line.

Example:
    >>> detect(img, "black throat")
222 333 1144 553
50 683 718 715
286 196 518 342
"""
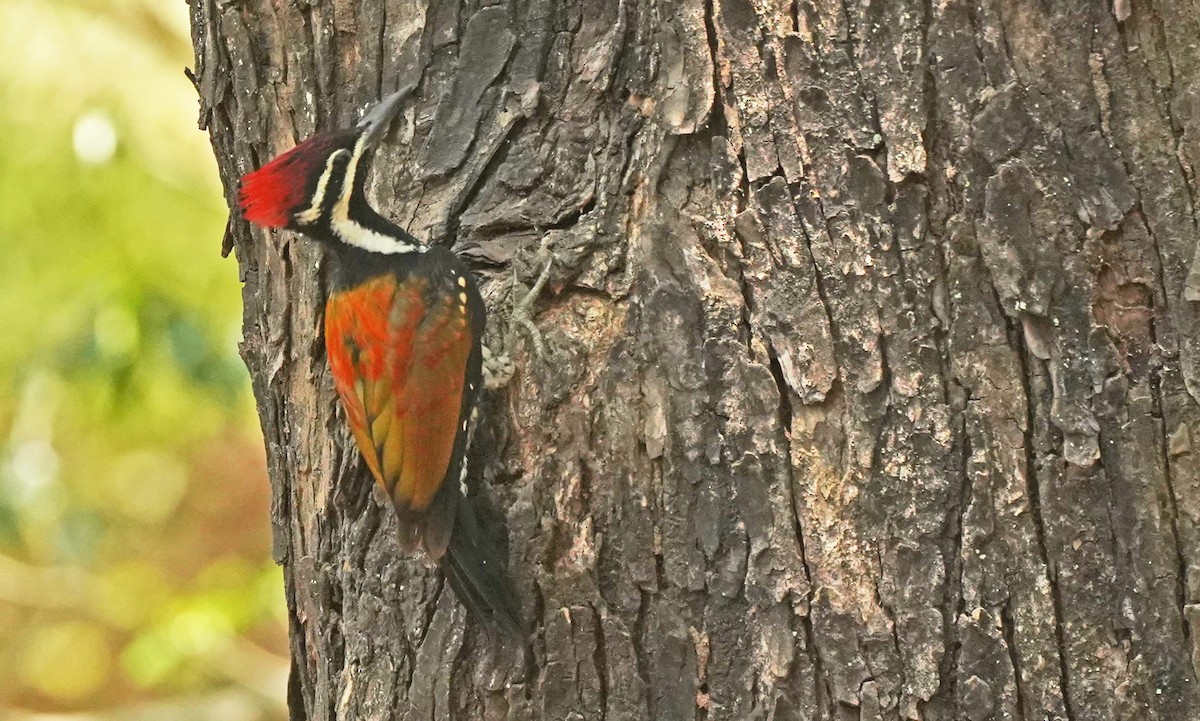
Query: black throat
327 242 421 290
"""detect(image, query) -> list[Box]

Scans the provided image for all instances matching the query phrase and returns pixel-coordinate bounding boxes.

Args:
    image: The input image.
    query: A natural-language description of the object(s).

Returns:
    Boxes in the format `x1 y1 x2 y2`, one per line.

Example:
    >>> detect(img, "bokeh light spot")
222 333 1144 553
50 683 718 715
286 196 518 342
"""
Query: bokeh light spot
20 620 113 700
6 439 59 502
72 111 118 165
106 450 188 523
95 561 172 629
93 304 140 361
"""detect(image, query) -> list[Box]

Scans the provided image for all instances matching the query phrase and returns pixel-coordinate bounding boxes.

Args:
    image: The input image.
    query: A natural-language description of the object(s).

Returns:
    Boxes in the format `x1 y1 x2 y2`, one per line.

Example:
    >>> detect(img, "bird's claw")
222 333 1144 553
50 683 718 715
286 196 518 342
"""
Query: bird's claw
481 344 516 390
512 249 553 359
481 239 554 390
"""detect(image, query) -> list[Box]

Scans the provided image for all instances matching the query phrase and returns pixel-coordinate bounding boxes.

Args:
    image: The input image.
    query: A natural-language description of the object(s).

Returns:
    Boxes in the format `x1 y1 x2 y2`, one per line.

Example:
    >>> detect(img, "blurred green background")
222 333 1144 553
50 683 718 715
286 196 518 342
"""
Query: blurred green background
0 1 286 718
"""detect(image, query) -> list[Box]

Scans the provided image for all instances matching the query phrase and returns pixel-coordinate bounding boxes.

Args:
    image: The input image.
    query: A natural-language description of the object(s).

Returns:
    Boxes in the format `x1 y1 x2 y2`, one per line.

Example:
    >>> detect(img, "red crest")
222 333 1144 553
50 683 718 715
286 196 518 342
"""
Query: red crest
238 129 356 228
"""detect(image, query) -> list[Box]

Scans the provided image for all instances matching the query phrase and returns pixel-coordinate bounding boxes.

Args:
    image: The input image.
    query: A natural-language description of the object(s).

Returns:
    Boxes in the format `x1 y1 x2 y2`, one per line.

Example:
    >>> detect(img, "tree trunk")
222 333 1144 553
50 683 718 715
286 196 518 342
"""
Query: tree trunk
189 0 1200 718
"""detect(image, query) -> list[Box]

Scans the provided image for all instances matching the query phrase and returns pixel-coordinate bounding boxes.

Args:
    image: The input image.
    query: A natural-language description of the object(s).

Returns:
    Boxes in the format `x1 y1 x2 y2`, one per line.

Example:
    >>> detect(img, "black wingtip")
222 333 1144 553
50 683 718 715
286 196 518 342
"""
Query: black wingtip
439 501 527 639
441 546 526 639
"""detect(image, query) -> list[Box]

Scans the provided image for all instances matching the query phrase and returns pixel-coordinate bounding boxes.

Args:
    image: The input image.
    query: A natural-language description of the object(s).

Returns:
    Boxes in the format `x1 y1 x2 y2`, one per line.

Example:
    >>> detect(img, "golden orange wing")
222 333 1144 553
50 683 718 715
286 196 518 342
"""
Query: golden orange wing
324 274 473 541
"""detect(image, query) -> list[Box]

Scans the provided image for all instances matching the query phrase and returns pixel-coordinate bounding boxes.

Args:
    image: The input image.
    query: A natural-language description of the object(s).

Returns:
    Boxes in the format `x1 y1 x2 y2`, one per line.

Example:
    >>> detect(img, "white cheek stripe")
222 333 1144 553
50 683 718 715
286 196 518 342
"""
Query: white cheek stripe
295 150 345 225
333 216 425 254
330 136 425 255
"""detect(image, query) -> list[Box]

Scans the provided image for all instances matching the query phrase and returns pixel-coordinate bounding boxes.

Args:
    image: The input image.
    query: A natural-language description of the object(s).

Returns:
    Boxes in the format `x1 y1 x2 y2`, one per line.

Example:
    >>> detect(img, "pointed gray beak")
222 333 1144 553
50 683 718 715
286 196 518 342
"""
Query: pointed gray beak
357 82 415 149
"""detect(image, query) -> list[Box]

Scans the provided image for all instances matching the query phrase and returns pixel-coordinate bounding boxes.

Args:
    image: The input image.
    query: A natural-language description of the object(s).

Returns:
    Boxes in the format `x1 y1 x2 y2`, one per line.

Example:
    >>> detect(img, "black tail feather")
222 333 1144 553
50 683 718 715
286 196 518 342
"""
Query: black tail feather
439 498 526 638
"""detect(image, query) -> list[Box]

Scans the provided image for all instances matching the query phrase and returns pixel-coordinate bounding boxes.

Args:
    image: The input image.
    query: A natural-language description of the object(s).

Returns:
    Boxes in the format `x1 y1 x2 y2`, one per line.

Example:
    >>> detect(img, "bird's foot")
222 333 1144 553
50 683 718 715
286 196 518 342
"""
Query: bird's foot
481 239 554 390
481 344 516 390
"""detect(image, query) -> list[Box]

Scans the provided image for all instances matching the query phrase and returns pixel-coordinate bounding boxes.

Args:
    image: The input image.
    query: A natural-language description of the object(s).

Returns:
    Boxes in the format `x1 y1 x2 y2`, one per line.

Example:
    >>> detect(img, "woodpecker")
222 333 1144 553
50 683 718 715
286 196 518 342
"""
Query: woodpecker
238 89 524 636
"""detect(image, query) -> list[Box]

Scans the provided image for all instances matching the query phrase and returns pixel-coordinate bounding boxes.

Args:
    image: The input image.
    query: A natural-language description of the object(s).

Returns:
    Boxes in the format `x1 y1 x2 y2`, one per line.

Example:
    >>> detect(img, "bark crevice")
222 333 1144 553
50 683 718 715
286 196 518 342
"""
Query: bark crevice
191 0 1200 717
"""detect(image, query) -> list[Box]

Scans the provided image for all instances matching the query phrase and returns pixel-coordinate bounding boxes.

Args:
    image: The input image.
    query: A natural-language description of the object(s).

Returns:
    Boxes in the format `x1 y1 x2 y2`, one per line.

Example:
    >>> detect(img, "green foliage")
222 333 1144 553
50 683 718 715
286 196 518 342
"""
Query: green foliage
0 0 285 717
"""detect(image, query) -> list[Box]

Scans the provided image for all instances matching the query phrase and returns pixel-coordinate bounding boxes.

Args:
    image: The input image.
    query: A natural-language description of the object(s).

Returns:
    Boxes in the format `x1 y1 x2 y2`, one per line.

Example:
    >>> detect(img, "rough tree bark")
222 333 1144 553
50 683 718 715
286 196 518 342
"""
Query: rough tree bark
189 0 1200 718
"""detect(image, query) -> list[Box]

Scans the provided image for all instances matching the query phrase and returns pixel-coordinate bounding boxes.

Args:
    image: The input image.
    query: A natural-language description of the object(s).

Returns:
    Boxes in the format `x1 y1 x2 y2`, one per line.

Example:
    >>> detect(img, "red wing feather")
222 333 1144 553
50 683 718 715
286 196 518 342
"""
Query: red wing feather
324 275 473 530
391 294 473 512
325 276 399 483
239 129 355 227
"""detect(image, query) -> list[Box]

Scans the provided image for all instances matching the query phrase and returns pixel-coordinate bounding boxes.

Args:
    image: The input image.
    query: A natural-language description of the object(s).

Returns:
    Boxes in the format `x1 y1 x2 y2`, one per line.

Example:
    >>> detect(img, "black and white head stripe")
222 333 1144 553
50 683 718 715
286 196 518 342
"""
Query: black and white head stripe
294 149 350 225
331 134 424 254
297 134 425 255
